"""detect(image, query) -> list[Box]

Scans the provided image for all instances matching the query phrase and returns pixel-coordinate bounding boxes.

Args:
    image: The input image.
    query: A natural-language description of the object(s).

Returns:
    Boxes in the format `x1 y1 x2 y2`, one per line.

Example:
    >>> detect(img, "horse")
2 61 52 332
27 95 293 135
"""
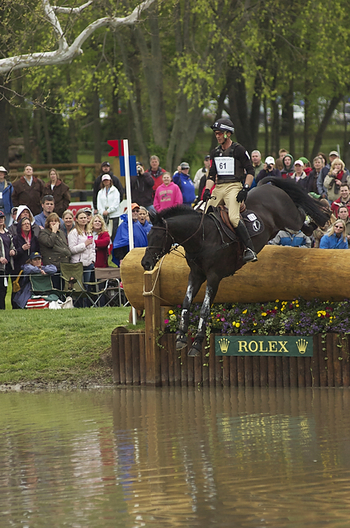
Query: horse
141 177 330 357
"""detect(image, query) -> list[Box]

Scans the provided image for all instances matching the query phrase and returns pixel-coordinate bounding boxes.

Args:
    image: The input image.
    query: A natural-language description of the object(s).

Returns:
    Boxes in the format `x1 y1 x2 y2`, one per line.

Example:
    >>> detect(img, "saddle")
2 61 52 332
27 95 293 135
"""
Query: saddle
208 205 264 242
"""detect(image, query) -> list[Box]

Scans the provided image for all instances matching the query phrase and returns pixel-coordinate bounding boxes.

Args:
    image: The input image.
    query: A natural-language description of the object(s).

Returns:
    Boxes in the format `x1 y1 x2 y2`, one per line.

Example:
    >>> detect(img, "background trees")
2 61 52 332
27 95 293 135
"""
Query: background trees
1 0 350 169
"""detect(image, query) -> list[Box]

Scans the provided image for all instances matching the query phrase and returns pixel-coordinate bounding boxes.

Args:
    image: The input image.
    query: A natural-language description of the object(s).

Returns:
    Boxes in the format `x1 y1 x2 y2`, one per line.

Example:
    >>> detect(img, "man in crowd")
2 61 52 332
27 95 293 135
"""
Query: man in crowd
34 195 65 229
93 161 124 215
12 165 45 216
148 155 166 193
256 156 281 184
251 150 264 179
331 183 350 217
131 161 156 215
193 155 210 191
202 117 257 263
173 162 196 207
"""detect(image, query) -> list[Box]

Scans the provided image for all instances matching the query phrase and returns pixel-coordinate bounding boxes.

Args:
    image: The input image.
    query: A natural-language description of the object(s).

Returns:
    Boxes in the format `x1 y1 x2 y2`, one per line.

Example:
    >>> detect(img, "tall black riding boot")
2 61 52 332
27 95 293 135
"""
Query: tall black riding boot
235 220 258 263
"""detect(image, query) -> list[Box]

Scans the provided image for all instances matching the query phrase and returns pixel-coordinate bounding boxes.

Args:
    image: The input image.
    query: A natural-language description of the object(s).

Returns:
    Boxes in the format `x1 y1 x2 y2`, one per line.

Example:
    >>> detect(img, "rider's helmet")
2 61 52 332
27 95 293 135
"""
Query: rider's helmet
211 118 234 134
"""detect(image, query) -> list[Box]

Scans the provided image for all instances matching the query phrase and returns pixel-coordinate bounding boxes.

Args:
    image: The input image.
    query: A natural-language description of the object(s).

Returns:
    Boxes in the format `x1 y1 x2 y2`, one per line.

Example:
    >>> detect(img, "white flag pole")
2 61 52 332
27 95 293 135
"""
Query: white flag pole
123 139 137 325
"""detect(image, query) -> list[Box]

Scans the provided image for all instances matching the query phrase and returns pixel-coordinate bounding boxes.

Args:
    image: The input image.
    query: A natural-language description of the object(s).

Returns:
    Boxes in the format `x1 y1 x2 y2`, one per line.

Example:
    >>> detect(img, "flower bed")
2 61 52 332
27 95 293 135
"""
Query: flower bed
164 299 350 336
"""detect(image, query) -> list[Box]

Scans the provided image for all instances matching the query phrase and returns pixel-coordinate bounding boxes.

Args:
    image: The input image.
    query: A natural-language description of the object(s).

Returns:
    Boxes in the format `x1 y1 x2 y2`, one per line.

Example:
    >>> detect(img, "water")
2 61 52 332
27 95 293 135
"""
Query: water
0 387 350 527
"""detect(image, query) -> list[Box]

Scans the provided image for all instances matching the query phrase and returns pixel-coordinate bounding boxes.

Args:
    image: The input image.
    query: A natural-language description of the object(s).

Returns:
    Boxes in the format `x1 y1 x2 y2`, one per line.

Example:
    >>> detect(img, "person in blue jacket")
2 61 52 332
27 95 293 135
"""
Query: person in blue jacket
319 220 348 249
0 166 13 227
268 228 311 247
112 203 148 267
173 162 196 206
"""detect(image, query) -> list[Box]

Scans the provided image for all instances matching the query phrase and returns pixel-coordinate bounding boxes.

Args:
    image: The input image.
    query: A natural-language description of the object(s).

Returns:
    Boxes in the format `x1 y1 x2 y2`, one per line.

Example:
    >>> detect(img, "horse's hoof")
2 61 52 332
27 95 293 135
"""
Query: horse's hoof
176 335 188 350
188 347 200 357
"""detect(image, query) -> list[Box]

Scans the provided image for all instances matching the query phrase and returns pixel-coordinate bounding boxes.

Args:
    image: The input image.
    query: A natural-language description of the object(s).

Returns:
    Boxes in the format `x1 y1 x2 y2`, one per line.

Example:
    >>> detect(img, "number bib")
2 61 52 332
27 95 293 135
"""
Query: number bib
214 156 235 176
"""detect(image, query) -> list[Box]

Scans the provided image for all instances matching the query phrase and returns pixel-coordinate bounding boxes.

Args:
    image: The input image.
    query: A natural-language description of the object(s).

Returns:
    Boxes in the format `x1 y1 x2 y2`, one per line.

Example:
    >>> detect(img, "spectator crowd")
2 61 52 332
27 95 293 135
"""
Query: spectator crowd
1 146 350 309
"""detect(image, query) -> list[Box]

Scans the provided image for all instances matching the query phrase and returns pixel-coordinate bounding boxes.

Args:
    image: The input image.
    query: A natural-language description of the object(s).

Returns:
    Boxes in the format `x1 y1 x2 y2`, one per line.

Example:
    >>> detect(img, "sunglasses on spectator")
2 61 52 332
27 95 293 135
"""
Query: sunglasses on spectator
335 225 344 229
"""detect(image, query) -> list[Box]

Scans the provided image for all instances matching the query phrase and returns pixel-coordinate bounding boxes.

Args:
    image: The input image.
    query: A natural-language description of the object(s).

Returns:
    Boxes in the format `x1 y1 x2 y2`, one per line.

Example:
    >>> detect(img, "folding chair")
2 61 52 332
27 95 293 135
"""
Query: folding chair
94 267 124 307
60 262 107 308
28 274 66 308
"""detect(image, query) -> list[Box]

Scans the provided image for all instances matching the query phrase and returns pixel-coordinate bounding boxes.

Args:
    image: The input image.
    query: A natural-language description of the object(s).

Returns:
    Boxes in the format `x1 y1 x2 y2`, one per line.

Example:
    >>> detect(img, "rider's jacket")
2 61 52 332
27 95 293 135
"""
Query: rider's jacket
208 142 254 185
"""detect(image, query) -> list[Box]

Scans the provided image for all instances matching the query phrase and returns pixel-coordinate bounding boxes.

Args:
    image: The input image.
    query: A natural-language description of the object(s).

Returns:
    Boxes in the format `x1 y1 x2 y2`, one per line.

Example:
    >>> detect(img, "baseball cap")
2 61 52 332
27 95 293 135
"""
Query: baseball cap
83 208 92 215
29 251 42 260
265 156 275 165
329 150 340 157
180 162 190 170
102 174 111 181
294 159 304 166
101 161 110 167
0 211 5 218
204 155 210 160
0 166 8 174
131 203 140 210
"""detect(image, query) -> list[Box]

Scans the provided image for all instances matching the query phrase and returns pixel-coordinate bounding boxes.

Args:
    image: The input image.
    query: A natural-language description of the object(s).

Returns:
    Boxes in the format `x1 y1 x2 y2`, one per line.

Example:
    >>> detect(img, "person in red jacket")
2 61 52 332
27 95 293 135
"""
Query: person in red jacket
91 215 110 268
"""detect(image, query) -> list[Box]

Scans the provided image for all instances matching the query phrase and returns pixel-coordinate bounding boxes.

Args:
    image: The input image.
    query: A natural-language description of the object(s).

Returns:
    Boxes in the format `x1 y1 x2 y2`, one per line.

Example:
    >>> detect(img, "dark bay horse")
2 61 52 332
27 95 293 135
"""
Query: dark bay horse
141 178 330 357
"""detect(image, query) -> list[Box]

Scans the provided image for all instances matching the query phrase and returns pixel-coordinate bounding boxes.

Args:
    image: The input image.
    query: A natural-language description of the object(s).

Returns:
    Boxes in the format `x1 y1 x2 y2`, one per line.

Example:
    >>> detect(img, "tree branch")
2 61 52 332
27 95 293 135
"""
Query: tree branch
52 1 94 14
0 0 156 74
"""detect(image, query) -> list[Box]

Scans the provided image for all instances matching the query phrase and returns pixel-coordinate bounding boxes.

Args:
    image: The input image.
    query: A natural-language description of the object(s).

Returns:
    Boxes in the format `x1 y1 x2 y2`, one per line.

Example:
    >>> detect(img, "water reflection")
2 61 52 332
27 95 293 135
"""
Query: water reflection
0 388 350 527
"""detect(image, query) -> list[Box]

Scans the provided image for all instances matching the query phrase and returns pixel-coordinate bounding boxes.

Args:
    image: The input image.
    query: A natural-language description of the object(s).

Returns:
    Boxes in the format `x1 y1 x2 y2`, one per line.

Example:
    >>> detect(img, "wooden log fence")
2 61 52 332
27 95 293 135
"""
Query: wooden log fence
111 329 350 388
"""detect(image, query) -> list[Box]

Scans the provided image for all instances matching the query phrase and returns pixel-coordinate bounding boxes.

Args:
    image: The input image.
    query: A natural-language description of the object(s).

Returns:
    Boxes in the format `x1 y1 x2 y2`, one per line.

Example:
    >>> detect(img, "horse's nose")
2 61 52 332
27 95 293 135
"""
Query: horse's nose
141 256 153 271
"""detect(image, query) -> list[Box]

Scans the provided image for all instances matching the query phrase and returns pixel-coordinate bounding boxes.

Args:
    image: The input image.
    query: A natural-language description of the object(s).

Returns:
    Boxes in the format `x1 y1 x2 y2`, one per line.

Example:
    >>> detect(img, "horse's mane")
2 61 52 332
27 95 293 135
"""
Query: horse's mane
153 205 200 225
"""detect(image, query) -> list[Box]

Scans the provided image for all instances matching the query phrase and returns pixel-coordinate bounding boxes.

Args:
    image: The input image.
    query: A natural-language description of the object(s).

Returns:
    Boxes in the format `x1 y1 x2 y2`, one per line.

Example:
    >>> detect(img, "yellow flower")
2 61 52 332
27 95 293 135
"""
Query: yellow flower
168 310 174 315
253 322 257 326
242 309 247 314
236 322 241 328
261 312 267 317
276 299 279 303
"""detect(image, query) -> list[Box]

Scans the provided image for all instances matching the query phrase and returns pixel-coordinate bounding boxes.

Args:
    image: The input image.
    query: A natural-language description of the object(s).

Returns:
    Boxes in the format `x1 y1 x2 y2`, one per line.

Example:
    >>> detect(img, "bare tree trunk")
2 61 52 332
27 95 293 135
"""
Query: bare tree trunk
93 88 101 164
250 69 263 149
0 77 9 166
22 109 31 162
311 95 343 159
211 87 228 151
227 66 253 151
263 97 269 155
41 108 53 164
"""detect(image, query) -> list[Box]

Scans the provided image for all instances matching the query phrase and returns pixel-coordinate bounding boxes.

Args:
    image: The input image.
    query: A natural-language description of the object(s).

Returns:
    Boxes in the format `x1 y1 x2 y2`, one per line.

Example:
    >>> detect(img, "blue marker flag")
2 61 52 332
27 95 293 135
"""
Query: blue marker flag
119 155 137 177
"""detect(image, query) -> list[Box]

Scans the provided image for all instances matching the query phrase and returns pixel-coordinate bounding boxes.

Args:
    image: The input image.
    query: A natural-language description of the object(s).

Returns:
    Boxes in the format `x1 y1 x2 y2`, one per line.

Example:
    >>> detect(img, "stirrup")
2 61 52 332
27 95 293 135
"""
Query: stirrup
243 248 258 263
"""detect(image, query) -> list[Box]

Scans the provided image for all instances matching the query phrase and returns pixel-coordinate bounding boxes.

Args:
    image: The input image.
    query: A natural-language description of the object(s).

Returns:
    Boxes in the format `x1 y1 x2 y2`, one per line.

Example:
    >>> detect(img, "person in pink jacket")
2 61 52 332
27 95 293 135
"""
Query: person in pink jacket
153 172 183 212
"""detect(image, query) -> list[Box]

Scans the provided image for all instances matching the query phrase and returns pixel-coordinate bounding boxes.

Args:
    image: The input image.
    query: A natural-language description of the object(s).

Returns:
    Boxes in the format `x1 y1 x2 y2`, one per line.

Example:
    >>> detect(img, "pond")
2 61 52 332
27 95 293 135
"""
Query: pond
0 387 349 527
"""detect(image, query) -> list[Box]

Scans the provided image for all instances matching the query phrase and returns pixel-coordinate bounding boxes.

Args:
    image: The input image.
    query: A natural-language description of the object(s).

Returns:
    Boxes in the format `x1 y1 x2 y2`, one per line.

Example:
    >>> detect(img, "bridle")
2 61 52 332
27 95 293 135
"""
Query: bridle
147 213 206 262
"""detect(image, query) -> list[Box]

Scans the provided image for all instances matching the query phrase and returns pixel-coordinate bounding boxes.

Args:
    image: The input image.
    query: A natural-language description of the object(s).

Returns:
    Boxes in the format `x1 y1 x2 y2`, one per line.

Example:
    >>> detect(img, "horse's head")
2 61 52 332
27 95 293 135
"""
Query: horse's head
141 218 173 271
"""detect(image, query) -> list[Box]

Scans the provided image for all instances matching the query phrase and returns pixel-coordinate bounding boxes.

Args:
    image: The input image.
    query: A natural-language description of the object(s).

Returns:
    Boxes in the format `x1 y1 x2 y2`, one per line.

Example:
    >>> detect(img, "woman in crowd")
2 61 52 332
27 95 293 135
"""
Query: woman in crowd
61 209 75 239
323 158 350 204
319 220 348 249
306 156 325 195
153 172 183 212
13 217 40 308
290 160 308 190
138 206 152 235
0 210 16 309
313 199 336 248
38 212 71 288
91 214 110 268
68 209 95 284
112 203 148 267
44 168 71 217
97 174 121 244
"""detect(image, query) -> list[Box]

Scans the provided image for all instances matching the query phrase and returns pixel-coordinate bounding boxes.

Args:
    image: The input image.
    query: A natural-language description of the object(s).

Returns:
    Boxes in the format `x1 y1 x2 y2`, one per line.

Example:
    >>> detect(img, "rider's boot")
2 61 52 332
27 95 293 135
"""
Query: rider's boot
235 220 258 263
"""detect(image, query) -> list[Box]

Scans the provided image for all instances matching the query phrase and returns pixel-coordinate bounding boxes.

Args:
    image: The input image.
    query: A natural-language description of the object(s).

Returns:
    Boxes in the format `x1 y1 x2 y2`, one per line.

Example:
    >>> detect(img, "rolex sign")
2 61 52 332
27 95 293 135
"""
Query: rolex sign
215 336 313 357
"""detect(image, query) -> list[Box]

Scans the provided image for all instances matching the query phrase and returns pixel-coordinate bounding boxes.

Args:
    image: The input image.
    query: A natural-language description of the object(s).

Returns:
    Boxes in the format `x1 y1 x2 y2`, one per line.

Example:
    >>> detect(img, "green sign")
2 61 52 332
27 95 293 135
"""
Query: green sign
215 336 313 357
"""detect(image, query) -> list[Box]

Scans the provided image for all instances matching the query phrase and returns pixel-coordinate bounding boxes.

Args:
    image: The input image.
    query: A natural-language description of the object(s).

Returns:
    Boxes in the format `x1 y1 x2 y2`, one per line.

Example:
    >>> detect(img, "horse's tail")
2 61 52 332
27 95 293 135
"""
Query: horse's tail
259 176 331 227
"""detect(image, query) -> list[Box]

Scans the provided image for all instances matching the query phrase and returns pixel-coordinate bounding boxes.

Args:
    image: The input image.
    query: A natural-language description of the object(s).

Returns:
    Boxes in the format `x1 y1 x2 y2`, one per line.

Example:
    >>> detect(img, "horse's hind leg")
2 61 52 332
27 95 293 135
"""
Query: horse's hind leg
188 278 219 357
176 269 205 351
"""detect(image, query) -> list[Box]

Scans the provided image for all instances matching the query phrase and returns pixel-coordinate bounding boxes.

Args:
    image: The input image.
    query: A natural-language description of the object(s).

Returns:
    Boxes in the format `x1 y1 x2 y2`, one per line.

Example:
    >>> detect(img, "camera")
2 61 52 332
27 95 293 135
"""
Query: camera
267 164 272 171
136 162 142 174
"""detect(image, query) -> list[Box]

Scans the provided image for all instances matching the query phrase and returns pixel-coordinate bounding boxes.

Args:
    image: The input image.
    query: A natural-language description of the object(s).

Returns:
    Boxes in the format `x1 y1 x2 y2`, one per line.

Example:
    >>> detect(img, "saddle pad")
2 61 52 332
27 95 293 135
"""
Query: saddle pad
241 209 265 237
26 298 49 309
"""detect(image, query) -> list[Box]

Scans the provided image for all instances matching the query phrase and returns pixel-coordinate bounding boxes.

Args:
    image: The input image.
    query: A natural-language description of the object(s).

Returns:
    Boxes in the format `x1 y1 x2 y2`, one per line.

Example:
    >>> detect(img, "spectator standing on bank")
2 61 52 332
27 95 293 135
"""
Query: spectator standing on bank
0 166 13 227
91 215 110 268
251 150 264 179
154 172 183 212
138 206 152 235
38 212 71 288
323 158 350 204
68 209 96 287
148 155 166 194
256 157 281 184
8 205 40 238
173 162 196 207
290 160 308 190
306 156 325 195
331 183 350 216
93 161 124 215
61 210 75 239
34 195 65 229
337 206 350 242
320 220 348 249
131 162 155 215
112 204 148 267
43 169 71 218
0 210 16 309
193 155 210 191
317 150 340 199
96 174 121 244
12 165 45 216
281 154 294 179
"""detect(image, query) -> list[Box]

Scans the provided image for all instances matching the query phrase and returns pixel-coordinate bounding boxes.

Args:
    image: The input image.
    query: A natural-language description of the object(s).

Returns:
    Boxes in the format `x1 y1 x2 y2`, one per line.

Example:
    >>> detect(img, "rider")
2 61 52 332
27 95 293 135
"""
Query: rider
202 118 258 263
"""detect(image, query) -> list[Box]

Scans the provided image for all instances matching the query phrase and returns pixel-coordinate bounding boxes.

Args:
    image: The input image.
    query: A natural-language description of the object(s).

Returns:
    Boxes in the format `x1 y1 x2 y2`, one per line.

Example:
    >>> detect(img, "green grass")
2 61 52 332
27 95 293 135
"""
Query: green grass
0 307 138 385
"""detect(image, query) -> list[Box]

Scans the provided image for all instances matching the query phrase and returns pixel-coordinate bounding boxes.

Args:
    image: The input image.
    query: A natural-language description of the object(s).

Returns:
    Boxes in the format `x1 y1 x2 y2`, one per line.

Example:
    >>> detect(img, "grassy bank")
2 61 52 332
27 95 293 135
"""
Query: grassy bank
1 307 144 387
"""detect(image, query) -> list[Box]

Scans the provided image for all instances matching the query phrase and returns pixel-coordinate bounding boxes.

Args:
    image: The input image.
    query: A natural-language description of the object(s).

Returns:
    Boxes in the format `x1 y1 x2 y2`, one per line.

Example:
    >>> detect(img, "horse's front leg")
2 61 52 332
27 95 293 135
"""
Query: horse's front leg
176 270 205 350
188 279 219 358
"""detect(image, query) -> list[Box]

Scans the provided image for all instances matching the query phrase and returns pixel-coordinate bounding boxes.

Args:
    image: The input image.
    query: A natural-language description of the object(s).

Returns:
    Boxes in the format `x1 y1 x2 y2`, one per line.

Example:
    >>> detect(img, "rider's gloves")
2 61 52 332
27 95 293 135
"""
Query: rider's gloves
236 184 250 203
202 189 211 202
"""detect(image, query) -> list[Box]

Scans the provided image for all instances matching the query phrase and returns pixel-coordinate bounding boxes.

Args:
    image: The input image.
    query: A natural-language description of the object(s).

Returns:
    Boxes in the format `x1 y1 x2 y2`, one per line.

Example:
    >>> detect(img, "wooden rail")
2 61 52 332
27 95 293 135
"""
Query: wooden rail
8 163 100 189
111 329 350 387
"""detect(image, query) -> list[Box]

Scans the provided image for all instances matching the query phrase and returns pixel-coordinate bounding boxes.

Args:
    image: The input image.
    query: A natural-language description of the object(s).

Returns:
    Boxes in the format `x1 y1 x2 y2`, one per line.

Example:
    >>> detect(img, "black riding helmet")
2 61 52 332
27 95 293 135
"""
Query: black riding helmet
211 118 234 133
